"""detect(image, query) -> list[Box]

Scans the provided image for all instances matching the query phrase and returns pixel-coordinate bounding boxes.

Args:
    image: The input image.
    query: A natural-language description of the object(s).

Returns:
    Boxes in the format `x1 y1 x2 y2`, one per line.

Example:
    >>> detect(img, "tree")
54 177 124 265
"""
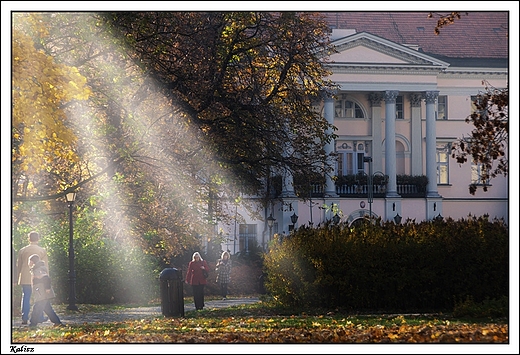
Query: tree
12 13 91 200
12 12 338 262
102 12 339 196
451 82 508 195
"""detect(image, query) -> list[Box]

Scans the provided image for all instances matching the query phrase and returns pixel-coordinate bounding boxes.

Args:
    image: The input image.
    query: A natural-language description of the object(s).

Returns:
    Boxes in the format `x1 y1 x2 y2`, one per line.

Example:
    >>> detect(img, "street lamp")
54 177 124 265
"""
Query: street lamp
332 213 341 224
65 191 78 311
267 214 276 243
363 156 374 221
394 213 402 224
290 212 298 227
434 214 443 222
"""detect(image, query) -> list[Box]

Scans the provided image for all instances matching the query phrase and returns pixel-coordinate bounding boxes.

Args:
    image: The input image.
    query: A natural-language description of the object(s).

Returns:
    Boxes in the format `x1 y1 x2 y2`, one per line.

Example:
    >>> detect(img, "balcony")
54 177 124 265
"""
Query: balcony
295 174 428 198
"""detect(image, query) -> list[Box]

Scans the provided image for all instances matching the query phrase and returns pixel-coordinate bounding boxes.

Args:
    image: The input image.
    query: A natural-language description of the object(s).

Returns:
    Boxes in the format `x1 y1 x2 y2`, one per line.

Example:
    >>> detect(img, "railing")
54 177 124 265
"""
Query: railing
336 184 387 195
295 183 424 198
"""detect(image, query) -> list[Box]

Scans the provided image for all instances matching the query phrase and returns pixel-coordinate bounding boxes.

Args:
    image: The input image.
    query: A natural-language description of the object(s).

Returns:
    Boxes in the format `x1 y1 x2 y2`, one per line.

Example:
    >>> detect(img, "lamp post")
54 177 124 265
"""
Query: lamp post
290 212 298 231
332 213 341 224
394 213 402 224
363 156 373 221
65 191 78 311
267 214 276 244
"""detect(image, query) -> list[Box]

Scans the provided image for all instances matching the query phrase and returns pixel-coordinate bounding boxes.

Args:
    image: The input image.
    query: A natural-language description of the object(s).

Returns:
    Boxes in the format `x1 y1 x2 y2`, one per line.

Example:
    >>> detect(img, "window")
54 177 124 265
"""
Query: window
335 98 365 118
239 224 257 253
396 95 403 119
436 144 449 184
437 96 447 120
337 150 365 176
471 162 490 185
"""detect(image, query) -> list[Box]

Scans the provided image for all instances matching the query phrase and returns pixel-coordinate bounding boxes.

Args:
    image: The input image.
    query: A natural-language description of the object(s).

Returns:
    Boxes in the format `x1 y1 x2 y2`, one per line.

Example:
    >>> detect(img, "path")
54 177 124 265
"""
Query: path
12 297 261 329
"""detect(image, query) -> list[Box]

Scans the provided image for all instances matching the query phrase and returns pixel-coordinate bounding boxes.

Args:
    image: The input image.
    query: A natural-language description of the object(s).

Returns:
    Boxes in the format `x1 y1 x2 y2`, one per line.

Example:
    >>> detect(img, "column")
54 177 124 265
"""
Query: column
281 171 295 197
425 91 440 197
384 90 399 197
369 92 383 173
409 93 423 176
323 93 338 197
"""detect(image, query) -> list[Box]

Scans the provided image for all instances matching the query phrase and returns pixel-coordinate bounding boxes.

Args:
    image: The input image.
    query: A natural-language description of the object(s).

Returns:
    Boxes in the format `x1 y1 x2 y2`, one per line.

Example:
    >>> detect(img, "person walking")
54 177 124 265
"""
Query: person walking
215 251 232 300
185 252 209 310
16 231 49 325
27 254 64 328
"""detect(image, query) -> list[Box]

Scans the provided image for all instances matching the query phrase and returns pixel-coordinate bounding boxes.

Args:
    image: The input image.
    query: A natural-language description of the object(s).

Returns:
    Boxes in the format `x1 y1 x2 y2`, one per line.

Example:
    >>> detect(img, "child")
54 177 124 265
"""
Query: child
28 254 65 328
215 251 232 300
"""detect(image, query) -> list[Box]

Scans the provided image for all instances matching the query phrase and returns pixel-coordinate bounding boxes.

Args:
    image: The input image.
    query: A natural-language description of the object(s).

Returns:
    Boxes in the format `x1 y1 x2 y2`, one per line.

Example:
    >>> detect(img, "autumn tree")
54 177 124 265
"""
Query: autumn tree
12 12 337 263
13 12 206 260
451 82 508 195
427 12 509 195
12 13 91 201
102 12 338 197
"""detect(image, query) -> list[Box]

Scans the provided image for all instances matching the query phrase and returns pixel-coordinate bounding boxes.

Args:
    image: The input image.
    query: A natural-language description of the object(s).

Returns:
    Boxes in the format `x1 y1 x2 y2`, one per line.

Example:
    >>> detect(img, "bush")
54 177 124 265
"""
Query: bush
453 295 508 318
263 216 508 313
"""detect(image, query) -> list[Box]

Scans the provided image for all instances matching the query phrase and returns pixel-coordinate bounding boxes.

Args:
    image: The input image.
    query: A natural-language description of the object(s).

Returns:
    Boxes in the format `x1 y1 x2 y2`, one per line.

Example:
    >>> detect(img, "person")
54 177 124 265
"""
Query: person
28 254 64 328
12 246 20 317
185 252 209 310
215 251 232 300
16 231 49 325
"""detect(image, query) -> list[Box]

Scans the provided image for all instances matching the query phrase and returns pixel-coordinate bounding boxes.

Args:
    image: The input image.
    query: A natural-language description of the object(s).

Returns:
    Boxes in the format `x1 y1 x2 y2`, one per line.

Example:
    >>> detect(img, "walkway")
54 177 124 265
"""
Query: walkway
12 297 261 329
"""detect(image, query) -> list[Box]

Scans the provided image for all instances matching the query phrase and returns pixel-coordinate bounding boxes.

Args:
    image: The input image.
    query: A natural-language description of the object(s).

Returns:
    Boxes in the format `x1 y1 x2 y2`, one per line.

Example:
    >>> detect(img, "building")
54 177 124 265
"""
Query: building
216 12 509 254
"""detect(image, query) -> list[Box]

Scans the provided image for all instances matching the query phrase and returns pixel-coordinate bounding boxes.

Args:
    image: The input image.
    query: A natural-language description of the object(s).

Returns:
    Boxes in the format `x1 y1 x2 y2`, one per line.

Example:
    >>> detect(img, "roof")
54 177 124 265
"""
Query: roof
321 12 509 60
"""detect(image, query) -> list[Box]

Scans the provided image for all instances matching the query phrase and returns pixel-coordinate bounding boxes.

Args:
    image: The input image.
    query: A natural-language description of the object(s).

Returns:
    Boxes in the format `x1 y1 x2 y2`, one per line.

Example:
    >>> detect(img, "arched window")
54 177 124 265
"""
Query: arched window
335 98 365 119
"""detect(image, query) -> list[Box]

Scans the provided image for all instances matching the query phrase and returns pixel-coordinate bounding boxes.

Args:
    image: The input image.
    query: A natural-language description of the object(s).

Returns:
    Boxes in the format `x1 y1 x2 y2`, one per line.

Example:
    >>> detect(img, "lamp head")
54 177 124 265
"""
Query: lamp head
65 191 76 203
267 214 276 228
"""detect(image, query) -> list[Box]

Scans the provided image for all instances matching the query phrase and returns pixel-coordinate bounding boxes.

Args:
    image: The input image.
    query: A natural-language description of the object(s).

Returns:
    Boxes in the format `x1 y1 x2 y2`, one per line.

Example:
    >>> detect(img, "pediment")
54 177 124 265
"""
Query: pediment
328 32 449 68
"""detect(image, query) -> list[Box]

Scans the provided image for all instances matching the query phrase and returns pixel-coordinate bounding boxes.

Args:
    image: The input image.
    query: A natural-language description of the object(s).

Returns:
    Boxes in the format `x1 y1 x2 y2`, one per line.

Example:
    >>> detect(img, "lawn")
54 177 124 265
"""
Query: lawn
11 301 508 344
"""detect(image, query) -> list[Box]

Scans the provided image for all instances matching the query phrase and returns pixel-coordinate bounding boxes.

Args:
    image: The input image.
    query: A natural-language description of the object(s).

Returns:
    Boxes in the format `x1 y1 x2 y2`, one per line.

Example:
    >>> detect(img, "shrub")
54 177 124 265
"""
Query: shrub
453 295 508 318
263 216 508 313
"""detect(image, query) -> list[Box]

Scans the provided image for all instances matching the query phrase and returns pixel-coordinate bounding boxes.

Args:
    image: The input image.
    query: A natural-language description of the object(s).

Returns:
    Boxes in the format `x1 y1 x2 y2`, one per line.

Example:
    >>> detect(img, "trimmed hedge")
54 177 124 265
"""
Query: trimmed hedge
263 215 508 313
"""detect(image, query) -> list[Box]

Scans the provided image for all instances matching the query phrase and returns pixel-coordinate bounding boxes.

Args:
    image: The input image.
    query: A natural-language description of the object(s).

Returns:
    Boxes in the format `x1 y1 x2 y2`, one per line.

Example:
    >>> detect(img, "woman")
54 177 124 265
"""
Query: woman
215 251 232 300
185 252 209 310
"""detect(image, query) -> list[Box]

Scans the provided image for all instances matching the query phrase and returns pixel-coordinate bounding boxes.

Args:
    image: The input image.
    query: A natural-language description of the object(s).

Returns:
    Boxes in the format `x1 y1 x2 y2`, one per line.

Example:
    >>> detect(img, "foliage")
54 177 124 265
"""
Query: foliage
11 302 508 343
396 175 428 193
263 216 508 312
453 296 509 319
335 173 389 187
451 82 508 194
428 12 468 35
102 12 339 196
11 12 341 268
12 13 91 200
12 201 163 304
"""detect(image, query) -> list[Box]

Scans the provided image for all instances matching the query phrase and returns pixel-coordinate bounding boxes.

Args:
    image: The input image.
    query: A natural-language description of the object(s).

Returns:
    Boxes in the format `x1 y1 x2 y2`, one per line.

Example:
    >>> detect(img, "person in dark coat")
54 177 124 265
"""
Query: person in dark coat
185 252 209 310
215 251 232 300
28 254 64 328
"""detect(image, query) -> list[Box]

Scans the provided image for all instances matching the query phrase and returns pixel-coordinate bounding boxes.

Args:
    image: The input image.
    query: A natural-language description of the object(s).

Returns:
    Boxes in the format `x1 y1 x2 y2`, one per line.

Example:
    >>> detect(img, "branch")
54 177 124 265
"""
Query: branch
12 157 124 202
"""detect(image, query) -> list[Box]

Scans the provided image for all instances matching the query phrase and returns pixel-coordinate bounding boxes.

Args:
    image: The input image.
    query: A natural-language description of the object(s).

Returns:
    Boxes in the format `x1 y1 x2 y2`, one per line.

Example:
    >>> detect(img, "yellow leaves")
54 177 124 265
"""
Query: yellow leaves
12 20 90 182
11 316 509 344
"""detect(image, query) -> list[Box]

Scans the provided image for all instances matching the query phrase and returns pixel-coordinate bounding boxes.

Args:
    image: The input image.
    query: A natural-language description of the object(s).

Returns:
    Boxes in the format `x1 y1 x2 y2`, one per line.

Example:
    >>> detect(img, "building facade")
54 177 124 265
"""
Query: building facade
216 12 509 254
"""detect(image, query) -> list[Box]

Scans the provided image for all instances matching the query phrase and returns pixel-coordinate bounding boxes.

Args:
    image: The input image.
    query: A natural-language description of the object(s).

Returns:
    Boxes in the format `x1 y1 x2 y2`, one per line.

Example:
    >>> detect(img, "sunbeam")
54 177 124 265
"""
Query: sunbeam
9 12 253 306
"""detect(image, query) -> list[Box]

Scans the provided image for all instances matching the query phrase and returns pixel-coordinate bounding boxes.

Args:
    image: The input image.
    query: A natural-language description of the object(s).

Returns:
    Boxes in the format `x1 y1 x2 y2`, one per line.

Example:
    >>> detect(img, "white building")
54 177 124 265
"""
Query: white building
216 12 509 254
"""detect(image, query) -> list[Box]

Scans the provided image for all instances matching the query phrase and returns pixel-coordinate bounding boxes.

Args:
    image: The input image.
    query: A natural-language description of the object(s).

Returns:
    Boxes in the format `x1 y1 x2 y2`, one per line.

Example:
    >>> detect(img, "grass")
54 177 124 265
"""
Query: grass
11 299 509 344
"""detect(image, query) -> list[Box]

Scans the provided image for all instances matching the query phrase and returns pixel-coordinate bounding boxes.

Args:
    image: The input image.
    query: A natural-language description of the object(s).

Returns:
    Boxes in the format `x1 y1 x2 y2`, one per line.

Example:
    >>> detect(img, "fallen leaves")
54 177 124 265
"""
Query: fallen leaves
12 316 508 344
